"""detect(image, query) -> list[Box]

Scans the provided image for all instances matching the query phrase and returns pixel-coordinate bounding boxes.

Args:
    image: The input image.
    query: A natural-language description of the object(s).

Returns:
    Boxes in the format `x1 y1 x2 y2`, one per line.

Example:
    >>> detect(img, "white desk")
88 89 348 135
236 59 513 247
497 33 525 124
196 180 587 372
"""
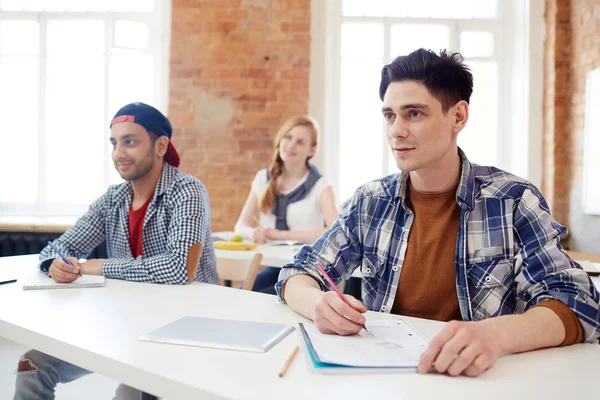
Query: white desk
1 255 599 400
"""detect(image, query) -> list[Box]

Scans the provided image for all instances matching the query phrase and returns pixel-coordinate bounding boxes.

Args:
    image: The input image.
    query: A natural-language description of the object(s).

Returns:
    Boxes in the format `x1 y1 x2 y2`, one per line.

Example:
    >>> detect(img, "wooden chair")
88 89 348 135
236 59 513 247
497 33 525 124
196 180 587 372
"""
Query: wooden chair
216 253 264 290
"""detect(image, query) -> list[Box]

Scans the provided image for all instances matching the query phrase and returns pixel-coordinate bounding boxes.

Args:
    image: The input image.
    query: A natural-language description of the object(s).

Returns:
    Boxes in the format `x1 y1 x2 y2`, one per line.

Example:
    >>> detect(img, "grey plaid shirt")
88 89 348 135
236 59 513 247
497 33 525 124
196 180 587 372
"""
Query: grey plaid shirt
276 149 600 343
40 163 219 285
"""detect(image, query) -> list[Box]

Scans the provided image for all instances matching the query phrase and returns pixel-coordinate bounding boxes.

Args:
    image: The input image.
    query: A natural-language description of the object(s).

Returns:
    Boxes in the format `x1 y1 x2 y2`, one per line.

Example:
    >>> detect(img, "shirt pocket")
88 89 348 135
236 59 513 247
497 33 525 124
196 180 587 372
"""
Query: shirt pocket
468 256 515 288
360 253 382 278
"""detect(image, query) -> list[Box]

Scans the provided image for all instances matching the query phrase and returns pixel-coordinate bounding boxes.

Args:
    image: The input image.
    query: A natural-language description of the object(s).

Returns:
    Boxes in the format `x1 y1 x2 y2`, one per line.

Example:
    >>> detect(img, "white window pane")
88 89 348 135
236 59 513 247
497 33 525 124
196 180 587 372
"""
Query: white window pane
43 0 68 11
460 31 494 57
0 56 39 203
106 0 153 12
339 59 385 202
62 0 89 11
129 0 153 12
0 20 39 55
47 20 104 55
473 0 498 18
458 61 498 166
342 0 497 19
0 0 23 11
391 24 450 58
114 21 149 49
45 56 105 204
22 0 43 11
341 23 383 59
342 0 388 17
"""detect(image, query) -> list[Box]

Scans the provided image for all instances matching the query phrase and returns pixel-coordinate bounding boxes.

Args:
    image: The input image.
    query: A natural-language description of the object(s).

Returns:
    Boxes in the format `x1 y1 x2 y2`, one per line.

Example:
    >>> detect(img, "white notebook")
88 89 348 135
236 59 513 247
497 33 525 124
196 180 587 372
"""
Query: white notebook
23 271 106 290
300 319 429 374
140 316 294 353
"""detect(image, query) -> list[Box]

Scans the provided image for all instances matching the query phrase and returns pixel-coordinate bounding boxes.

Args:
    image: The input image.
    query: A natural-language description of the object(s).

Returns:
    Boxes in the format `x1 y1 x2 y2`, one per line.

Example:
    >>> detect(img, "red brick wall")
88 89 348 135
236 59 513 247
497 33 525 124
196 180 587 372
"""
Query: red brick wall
168 0 311 231
543 0 600 228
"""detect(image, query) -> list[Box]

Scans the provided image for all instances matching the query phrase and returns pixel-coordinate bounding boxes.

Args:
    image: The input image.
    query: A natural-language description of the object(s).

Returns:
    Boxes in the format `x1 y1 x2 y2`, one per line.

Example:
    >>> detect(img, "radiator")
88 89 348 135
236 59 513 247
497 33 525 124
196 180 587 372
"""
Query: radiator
0 231 107 258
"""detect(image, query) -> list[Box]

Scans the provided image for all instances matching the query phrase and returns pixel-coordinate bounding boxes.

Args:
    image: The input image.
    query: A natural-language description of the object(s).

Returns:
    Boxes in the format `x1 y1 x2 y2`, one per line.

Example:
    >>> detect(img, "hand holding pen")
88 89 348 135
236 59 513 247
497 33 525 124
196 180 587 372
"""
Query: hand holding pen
313 264 369 335
47 241 82 283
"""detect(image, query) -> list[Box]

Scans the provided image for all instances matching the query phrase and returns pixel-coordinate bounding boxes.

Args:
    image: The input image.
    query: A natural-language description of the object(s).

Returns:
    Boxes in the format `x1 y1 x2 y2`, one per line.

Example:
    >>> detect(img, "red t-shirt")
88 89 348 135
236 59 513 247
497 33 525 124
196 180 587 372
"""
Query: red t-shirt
128 195 153 258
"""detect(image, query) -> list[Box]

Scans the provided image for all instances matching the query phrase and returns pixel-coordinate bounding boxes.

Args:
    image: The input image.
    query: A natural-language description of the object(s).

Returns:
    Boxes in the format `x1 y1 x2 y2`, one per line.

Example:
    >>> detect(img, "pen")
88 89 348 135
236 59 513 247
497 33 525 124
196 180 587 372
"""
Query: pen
278 345 299 378
316 264 368 332
47 241 82 277
0 279 17 286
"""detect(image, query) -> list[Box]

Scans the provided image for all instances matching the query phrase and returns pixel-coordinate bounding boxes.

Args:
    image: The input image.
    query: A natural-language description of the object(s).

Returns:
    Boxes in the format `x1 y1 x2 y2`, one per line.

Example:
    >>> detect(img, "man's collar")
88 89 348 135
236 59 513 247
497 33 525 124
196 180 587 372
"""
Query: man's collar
396 147 475 211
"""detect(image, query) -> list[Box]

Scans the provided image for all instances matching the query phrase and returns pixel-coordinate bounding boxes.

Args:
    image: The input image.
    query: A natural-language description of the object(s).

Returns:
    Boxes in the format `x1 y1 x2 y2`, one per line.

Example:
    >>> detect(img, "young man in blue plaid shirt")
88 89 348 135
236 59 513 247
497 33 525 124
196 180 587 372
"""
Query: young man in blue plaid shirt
276 49 600 378
14 103 219 400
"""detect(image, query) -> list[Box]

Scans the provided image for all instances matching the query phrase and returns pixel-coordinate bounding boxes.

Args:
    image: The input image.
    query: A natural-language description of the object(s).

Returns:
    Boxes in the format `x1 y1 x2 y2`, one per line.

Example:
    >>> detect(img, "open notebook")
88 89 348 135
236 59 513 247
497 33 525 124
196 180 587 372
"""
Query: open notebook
23 271 106 290
299 319 429 374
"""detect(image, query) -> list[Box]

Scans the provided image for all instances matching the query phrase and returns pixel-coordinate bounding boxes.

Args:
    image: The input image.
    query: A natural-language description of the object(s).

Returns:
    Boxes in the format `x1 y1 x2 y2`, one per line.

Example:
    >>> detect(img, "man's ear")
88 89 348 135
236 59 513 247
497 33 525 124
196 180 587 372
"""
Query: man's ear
452 100 469 135
156 136 169 157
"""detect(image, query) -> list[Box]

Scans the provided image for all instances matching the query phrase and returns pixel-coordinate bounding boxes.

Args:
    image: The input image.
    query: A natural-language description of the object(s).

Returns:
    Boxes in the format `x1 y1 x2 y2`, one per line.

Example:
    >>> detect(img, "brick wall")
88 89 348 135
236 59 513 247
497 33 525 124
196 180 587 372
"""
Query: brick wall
543 0 600 232
168 0 311 231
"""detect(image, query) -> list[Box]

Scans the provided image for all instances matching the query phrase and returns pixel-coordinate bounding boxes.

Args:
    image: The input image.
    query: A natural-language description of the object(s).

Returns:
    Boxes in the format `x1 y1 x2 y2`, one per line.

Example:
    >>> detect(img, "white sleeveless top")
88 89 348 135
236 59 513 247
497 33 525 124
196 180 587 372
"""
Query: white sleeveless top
251 169 330 230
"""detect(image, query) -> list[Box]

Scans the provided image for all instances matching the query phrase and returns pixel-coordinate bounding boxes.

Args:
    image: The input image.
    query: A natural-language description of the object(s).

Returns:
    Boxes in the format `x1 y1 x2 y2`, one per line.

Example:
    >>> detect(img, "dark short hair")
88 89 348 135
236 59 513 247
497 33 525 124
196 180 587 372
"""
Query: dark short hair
379 48 473 112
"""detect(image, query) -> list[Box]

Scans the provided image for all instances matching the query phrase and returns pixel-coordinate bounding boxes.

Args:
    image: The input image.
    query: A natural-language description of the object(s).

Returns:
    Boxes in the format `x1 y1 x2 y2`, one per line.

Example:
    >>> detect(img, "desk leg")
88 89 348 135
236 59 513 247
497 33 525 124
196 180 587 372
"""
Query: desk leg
141 392 158 400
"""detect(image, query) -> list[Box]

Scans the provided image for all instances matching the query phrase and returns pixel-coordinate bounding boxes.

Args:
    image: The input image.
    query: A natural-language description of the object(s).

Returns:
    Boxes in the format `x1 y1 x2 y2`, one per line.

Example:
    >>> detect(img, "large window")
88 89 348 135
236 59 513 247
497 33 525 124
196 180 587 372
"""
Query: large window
0 0 170 216
313 0 542 202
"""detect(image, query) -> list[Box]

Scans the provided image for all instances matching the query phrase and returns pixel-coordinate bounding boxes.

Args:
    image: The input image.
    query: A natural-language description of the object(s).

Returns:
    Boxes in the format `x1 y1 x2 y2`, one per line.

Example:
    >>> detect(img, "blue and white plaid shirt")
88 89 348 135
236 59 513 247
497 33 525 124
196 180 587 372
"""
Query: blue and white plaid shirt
276 149 600 342
40 163 219 285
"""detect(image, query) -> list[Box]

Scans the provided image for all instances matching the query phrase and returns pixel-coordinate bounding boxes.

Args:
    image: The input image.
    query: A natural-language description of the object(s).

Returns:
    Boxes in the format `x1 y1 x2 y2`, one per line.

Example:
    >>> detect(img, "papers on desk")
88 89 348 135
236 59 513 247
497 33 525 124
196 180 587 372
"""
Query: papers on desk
23 271 105 290
299 319 429 374
579 260 600 276
265 240 306 246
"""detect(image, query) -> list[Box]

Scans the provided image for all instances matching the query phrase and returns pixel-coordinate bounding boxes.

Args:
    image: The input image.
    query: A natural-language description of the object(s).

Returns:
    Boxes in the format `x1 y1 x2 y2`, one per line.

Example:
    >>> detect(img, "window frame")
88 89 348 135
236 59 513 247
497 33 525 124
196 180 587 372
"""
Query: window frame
309 0 544 202
0 3 171 217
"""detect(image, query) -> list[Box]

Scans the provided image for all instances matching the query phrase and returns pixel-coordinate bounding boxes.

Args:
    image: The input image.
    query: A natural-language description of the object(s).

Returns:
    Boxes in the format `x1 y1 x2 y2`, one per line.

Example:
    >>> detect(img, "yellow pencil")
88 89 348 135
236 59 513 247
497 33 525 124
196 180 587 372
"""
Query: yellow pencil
278 345 299 378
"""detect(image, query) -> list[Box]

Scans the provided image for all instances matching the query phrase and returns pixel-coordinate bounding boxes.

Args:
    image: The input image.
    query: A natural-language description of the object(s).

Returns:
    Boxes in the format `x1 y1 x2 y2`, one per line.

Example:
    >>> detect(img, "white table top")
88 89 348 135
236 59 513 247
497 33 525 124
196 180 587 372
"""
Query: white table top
1 255 599 400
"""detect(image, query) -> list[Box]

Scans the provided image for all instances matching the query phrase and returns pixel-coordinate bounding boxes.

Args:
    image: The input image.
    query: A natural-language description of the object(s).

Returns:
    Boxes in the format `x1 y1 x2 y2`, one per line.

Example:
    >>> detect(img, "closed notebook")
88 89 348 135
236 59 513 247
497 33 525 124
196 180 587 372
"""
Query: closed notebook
140 316 294 353
23 271 106 290
299 319 429 374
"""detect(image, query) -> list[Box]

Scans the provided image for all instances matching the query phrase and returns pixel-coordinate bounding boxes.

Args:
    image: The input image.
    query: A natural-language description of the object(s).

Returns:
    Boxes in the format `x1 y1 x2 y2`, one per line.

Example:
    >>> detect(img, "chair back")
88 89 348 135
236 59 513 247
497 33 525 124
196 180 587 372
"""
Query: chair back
216 253 264 290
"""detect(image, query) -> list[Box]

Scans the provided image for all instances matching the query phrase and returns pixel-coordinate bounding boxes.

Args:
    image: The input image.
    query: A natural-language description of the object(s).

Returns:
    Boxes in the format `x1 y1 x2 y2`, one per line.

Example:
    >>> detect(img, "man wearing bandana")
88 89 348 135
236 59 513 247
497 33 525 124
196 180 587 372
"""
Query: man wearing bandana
14 102 219 400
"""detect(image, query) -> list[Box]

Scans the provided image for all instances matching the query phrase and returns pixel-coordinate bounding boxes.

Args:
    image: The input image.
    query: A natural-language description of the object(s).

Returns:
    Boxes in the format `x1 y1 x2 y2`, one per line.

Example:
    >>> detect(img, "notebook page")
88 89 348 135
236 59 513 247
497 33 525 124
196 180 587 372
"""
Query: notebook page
23 272 105 290
304 319 428 367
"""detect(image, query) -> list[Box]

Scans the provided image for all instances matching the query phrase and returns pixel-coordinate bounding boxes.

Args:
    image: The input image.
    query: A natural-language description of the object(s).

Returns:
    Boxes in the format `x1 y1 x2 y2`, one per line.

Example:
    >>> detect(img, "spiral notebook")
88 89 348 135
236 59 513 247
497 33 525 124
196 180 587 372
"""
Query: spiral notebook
23 271 105 290
299 319 429 374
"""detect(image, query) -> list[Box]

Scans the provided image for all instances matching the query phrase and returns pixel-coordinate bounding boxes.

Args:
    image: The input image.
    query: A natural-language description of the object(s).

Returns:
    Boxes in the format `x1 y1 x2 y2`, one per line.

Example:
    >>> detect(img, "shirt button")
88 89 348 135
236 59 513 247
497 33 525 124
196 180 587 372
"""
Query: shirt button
485 276 492 283
392 266 399 272
365 268 371 274
382 305 387 311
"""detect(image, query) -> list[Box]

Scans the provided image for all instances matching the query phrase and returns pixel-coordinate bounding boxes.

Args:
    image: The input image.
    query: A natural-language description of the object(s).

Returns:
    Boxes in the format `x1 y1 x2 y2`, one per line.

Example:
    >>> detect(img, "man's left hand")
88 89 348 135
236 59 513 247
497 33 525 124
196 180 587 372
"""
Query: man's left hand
80 259 107 275
417 319 505 377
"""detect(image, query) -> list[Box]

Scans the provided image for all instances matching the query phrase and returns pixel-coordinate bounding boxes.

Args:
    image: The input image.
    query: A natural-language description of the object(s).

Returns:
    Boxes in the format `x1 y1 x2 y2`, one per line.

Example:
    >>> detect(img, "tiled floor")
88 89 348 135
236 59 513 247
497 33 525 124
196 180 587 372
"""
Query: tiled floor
0 337 119 399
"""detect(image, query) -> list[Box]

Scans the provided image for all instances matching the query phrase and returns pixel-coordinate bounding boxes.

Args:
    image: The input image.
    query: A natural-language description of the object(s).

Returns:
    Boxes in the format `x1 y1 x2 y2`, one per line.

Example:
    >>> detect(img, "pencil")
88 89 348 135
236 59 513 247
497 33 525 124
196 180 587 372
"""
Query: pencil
278 345 299 378
316 264 368 332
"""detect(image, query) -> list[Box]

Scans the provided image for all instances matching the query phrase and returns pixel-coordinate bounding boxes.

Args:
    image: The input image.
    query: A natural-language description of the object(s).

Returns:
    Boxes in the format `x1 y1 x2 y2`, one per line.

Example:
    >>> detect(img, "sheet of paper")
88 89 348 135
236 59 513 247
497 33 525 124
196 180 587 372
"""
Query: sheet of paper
304 319 429 367
23 272 105 289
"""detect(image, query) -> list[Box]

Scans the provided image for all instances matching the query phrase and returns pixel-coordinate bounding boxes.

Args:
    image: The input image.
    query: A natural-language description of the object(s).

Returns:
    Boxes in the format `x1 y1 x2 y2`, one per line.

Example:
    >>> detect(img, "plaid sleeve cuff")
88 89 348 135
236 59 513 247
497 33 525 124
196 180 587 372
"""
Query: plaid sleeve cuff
275 265 327 303
102 258 123 279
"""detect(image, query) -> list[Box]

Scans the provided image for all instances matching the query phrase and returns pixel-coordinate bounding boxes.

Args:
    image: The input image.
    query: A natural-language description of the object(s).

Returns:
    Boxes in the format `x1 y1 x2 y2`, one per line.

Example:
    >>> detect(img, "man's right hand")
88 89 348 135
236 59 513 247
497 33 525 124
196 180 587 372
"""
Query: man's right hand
312 291 368 336
48 258 81 283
